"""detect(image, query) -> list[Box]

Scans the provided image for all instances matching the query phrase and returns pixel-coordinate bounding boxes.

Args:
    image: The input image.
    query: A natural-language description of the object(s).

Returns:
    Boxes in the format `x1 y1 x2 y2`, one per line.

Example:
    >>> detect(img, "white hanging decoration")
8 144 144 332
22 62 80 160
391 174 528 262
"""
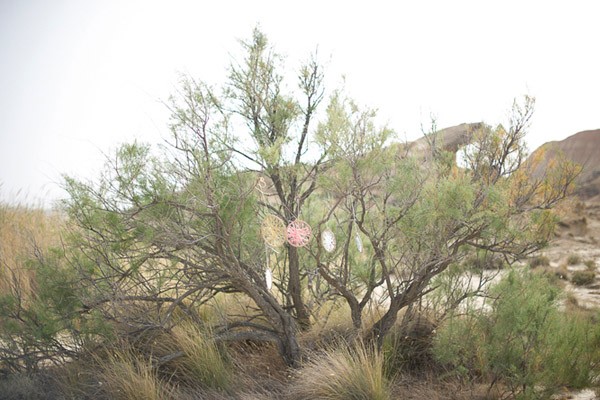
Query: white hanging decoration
321 229 336 253
265 267 273 290
355 232 363 253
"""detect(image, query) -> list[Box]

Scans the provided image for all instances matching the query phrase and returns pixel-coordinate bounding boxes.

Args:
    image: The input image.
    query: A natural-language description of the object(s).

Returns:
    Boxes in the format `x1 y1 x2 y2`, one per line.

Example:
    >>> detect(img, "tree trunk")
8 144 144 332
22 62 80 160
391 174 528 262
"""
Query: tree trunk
365 299 402 349
288 246 310 329
278 313 302 367
349 298 362 331
236 266 302 367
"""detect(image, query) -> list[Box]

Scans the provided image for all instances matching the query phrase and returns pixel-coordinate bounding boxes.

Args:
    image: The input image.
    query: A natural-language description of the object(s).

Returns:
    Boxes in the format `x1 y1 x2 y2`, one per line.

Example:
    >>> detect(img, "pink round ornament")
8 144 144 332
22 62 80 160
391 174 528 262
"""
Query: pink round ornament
286 219 312 248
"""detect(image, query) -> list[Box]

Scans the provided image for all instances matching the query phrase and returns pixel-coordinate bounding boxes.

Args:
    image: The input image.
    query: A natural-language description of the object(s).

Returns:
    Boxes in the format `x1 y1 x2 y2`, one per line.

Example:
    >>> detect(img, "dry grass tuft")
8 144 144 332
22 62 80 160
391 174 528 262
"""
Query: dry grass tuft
567 253 582 265
529 254 550 268
584 259 597 270
159 321 234 392
301 301 357 350
571 270 596 286
97 348 176 400
290 341 391 400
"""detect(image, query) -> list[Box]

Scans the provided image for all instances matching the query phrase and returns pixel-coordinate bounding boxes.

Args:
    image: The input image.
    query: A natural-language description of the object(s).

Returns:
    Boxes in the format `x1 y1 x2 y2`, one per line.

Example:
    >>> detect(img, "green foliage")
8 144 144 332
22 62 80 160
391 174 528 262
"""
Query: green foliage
0 242 112 373
315 91 393 161
462 249 506 270
433 269 600 398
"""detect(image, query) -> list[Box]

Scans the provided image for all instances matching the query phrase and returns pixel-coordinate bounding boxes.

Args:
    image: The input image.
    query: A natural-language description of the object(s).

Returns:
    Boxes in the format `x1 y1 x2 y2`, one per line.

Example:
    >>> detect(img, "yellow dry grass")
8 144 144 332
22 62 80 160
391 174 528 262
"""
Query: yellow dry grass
96 347 175 400
0 202 63 299
290 341 391 400
158 320 234 392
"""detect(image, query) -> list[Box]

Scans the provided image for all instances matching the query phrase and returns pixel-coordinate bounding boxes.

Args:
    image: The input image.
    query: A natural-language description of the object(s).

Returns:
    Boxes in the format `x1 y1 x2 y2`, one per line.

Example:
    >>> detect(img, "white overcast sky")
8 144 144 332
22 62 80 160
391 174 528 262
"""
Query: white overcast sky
0 0 598 207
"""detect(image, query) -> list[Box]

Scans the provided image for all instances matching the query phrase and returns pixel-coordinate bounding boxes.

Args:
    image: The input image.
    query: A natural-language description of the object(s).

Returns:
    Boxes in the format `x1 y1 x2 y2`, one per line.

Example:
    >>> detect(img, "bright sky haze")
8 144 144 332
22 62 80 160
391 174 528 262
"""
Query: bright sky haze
1 0 598 207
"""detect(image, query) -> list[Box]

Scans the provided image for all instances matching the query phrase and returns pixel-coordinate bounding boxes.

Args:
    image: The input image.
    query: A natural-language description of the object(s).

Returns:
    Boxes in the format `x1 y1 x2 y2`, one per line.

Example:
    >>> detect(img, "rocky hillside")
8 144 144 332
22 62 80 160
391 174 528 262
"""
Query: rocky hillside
408 122 483 154
528 129 600 201
400 125 599 203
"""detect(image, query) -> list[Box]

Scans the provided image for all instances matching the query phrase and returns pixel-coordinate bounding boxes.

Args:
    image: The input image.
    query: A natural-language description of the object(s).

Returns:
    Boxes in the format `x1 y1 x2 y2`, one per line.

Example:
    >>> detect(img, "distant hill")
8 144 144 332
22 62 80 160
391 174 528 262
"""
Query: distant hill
528 129 600 200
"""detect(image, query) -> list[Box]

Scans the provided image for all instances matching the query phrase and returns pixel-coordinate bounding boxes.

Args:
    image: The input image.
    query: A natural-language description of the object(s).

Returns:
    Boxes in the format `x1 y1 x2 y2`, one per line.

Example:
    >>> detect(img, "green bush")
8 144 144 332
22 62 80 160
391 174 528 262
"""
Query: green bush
571 270 596 286
0 247 111 373
433 269 600 399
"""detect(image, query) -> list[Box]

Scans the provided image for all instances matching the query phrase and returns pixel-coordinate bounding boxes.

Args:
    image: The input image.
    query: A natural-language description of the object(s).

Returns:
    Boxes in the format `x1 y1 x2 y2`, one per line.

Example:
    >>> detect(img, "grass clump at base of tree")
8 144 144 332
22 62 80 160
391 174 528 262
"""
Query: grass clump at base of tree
156 321 234 392
96 348 176 400
290 341 391 400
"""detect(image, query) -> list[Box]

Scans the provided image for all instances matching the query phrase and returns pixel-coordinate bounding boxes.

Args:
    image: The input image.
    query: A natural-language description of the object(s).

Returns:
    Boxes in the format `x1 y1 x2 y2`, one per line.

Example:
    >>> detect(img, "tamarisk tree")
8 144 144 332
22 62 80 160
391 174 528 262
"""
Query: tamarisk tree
64 29 326 366
63 27 578 368
310 95 580 346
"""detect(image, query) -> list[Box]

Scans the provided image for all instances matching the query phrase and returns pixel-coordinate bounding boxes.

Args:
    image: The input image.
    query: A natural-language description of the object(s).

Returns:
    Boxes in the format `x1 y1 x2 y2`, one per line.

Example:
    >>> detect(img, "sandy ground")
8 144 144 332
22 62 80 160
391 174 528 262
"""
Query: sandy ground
540 201 600 310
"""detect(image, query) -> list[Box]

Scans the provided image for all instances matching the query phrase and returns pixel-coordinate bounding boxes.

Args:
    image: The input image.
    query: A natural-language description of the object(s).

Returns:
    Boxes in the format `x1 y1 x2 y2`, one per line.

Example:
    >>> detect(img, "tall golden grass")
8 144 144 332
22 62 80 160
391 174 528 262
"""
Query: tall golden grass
159 321 234 392
0 202 63 300
96 347 176 400
290 341 391 400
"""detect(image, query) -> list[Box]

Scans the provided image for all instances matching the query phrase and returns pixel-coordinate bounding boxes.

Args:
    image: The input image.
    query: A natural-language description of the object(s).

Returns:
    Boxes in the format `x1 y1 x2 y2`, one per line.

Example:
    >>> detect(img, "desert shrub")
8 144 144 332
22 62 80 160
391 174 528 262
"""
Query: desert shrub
567 253 581 265
540 311 600 391
584 259 597 270
0 245 114 373
0 204 112 373
433 269 600 399
571 270 596 286
529 255 550 268
290 341 391 400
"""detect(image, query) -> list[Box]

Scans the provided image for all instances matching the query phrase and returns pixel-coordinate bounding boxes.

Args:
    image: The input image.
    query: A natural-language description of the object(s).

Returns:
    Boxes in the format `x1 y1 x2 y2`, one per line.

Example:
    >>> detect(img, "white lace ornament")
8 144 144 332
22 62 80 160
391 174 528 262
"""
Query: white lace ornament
321 229 336 253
